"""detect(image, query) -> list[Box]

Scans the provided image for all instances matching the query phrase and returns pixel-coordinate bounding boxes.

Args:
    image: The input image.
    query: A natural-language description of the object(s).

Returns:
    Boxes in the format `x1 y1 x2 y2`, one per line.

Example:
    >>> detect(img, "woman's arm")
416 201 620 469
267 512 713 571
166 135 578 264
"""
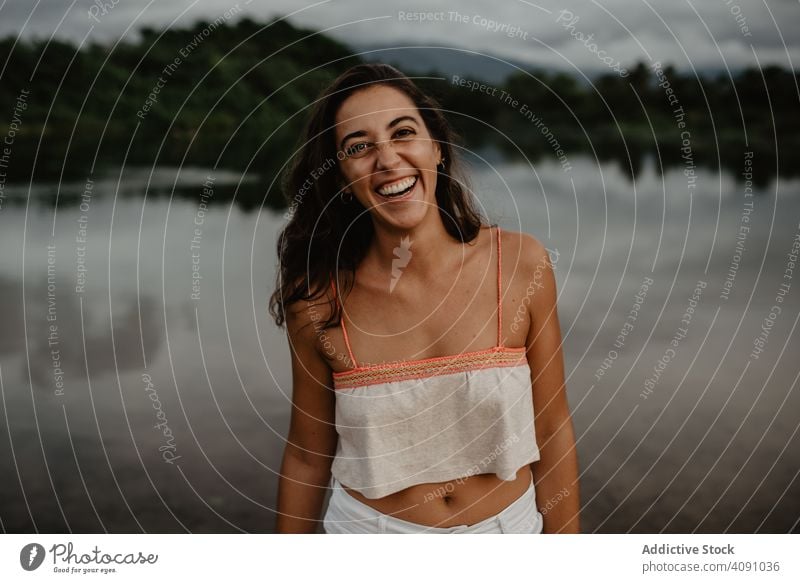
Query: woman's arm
522 234 580 533
275 297 339 533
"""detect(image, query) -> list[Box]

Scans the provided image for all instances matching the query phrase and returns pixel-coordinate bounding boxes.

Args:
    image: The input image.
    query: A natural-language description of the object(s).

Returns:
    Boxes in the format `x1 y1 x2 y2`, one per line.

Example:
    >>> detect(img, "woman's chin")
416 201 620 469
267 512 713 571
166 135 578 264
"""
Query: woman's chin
375 199 430 230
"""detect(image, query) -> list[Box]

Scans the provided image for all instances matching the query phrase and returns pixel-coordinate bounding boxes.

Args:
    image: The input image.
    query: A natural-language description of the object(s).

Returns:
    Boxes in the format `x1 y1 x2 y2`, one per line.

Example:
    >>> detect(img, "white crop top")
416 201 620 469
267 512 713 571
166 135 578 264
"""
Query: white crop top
328 226 540 499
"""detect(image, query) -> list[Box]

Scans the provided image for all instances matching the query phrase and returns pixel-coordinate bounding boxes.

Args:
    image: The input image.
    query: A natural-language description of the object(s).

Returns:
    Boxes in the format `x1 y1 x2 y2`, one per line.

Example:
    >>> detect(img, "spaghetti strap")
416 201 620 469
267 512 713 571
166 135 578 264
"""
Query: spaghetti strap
496 226 503 348
329 276 358 368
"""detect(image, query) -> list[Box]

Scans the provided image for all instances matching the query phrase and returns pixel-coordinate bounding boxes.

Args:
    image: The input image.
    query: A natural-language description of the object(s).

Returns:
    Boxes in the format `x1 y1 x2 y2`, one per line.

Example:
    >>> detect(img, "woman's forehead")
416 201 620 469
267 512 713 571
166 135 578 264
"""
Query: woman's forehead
334 85 419 134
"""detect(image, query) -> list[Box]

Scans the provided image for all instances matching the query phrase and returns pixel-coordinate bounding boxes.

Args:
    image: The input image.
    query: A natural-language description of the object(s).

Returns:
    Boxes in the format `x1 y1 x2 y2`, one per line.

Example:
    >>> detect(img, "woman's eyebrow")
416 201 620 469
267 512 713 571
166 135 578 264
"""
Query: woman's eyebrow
387 115 419 129
339 115 419 150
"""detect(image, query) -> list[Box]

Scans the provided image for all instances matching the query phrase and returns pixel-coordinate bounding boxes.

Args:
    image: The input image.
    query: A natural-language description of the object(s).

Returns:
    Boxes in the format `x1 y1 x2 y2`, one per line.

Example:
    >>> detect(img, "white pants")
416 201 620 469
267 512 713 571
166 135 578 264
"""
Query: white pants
323 474 544 534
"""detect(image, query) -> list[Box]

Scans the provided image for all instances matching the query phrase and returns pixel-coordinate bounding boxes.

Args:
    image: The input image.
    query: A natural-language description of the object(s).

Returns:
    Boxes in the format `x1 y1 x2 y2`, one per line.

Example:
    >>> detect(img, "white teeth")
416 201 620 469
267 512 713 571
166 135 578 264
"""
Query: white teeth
376 176 417 196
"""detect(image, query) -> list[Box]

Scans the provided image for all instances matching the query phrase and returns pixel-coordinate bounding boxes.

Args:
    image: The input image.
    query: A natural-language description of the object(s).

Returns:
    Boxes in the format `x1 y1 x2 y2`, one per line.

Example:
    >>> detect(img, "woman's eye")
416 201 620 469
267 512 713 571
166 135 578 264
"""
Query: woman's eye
346 142 369 156
395 128 415 139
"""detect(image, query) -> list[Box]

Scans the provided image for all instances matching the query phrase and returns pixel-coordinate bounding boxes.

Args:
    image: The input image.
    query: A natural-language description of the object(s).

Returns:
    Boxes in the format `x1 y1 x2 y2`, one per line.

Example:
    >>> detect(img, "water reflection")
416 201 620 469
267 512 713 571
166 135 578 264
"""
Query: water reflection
0 156 798 533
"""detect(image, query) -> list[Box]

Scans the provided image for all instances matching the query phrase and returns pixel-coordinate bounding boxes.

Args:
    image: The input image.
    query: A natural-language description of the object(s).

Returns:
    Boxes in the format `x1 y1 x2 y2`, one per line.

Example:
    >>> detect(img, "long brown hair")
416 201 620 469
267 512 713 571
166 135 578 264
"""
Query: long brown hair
268 63 486 330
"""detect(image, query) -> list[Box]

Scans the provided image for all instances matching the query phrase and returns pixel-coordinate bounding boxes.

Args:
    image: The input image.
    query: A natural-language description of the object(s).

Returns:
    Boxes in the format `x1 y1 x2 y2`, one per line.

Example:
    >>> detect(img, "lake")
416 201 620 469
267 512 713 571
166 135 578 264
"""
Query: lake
0 155 798 533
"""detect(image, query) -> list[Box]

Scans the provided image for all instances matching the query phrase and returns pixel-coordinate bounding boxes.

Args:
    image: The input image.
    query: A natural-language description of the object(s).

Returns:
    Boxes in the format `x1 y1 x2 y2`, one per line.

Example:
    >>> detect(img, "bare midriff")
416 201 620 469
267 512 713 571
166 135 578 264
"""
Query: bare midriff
341 465 534 527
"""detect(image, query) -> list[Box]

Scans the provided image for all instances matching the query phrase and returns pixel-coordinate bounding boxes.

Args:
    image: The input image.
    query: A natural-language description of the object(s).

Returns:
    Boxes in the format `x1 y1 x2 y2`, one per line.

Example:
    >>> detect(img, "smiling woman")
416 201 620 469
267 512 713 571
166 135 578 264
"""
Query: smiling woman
334 86 443 215
269 63 580 534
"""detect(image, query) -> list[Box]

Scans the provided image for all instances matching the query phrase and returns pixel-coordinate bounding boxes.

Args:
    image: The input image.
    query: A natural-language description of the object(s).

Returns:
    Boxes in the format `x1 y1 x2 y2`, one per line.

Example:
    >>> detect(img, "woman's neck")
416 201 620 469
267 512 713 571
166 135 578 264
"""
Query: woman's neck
367 216 463 281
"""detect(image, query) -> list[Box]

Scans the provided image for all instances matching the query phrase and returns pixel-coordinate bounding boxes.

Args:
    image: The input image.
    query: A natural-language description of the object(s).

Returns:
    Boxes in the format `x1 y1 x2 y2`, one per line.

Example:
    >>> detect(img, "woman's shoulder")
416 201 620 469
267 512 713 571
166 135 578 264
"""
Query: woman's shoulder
496 228 559 315
496 226 551 270
284 277 336 336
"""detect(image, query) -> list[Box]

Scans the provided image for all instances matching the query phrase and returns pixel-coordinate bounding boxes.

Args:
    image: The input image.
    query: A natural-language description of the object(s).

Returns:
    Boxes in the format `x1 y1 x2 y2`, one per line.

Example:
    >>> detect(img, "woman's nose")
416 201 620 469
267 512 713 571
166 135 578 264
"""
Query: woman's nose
374 140 402 169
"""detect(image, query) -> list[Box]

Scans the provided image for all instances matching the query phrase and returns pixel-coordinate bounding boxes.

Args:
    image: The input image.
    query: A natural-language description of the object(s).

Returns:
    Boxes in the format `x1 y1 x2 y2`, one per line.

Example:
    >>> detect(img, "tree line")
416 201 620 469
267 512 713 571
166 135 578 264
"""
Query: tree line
0 16 796 209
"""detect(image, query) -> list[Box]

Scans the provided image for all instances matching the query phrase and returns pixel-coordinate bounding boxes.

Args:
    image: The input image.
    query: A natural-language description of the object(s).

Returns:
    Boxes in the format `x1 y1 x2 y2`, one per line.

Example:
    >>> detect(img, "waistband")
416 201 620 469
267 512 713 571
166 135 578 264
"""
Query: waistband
325 474 542 534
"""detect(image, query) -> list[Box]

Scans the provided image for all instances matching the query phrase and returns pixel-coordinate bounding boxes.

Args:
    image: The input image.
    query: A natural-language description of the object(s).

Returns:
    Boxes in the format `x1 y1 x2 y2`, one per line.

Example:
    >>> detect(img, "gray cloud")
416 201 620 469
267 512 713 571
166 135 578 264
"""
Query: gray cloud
0 0 797 74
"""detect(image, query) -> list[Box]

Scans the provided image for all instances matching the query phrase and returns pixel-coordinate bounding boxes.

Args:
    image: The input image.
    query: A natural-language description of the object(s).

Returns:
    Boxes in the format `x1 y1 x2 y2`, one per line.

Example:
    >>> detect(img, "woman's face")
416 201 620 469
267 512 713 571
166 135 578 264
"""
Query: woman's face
334 84 441 228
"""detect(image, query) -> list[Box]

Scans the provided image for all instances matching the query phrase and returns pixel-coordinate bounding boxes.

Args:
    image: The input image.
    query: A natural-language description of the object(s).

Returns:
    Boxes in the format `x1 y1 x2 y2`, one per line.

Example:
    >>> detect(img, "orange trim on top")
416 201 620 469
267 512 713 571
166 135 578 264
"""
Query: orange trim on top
332 344 527 390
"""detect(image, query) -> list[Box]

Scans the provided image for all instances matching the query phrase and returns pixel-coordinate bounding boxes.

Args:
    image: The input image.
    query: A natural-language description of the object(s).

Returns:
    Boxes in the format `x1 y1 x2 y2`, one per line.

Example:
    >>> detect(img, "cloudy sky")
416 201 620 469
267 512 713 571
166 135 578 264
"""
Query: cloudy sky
1 0 798 75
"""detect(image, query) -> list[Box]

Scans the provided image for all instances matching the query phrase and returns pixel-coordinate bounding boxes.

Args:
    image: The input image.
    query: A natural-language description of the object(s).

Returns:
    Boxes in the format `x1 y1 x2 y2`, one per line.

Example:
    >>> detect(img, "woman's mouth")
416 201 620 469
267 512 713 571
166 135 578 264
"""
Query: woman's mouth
374 175 418 201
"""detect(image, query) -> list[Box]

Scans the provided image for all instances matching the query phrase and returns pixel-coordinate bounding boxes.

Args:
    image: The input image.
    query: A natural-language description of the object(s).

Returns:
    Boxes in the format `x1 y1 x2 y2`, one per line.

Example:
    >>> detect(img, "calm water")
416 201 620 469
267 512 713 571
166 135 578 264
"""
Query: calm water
0 156 798 533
